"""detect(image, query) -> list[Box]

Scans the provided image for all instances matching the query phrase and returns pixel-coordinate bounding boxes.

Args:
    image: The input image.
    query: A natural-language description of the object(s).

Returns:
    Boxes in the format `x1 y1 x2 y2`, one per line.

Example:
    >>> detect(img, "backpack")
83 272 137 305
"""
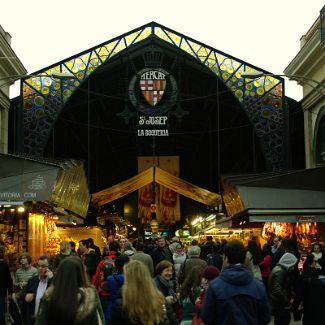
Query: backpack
92 258 115 295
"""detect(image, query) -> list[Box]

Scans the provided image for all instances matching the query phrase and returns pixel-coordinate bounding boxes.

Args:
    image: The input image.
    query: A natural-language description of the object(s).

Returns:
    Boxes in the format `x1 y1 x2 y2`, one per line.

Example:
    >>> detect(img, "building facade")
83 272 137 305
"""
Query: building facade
0 25 26 153
285 6 325 168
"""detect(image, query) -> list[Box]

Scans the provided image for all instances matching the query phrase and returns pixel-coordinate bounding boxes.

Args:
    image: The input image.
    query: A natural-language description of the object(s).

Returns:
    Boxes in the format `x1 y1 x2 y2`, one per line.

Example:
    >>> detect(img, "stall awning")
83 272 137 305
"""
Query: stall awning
0 154 90 217
92 166 221 207
222 167 325 220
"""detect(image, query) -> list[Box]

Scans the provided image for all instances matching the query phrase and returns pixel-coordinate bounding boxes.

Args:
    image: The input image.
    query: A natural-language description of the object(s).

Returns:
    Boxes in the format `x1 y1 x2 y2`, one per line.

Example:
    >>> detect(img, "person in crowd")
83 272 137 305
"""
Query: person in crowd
102 241 120 258
311 242 323 270
245 239 262 281
193 266 220 325
54 240 72 270
143 237 156 256
179 266 203 324
69 241 79 256
131 241 154 276
0 245 13 325
104 254 130 324
111 260 178 325
92 241 118 311
79 239 99 280
219 239 228 255
269 252 298 325
173 243 187 278
169 237 180 254
118 237 127 253
14 253 38 300
154 260 181 322
201 240 271 325
122 242 135 257
178 246 207 286
88 238 102 261
22 255 53 325
206 243 223 271
259 243 272 291
35 256 104 325
200 236 214 260
300 258 325 325
151 237 174 270
190 239 199 247
271 236 281 254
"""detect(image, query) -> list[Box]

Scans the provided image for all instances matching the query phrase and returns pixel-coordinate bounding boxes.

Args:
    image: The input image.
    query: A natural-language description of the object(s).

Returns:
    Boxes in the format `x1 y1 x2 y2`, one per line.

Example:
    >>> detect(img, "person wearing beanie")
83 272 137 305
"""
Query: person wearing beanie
192 266 220 324
269 252 298 325
201 240 270 325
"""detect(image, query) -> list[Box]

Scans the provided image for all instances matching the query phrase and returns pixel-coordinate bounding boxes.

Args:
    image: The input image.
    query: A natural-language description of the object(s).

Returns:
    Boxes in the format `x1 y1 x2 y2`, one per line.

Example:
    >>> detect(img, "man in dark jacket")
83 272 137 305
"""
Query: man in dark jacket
201 240 271 325
22 255 53 325
151 237 174 271
269 252 298 325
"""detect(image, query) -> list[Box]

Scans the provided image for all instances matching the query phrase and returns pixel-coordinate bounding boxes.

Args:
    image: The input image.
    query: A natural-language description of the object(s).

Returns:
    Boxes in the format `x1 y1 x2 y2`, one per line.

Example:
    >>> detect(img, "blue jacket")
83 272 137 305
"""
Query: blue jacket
104 271 124 322
201 264 271 325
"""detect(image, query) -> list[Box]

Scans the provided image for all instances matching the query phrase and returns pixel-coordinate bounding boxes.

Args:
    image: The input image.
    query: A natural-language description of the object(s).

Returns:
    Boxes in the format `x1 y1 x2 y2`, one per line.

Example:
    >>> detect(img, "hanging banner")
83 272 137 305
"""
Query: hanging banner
157 156 180 224
138 157 159 224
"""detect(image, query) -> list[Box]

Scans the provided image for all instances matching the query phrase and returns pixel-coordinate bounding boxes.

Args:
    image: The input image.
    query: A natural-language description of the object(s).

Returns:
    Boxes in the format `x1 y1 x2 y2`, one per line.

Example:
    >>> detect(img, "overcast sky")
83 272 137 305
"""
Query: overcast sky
1 0 324 100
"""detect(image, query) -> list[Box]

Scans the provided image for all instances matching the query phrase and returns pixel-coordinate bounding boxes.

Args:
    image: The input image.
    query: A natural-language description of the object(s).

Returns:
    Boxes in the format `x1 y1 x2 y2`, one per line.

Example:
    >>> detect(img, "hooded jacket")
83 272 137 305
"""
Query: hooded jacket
35 286 104 325
269 253 297 307
201 264 270 325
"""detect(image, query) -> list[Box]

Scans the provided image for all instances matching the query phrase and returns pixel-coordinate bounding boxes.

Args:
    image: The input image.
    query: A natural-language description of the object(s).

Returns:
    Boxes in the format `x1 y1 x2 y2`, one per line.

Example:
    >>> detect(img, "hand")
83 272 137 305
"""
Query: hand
25 293 35 303
165 295 174 304
46 269 53 279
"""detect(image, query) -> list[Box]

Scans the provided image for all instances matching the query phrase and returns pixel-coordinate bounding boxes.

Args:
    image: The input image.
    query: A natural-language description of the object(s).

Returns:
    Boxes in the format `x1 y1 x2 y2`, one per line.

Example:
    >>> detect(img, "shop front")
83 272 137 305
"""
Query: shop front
0 154 90 263
221 167 325 254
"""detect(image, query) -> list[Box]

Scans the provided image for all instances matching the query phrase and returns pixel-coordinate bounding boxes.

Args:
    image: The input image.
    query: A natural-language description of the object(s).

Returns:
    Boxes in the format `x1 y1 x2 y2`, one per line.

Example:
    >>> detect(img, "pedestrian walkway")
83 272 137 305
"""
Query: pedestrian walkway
268 314 302 325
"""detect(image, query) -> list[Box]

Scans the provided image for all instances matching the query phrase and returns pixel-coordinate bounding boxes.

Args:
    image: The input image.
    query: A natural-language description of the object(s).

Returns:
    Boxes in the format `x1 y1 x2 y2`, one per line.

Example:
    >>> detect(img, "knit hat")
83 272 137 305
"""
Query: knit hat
278 252 298 270
202 266 220 280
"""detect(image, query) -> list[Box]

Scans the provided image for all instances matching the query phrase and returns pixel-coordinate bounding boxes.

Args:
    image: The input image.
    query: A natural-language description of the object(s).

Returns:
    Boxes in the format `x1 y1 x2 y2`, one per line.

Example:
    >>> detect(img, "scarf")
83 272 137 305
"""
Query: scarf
158 275 176 299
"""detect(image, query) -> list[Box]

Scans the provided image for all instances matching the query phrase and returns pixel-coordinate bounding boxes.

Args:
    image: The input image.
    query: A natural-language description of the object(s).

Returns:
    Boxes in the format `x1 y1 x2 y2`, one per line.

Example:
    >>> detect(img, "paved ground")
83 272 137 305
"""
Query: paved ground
268 314 302 325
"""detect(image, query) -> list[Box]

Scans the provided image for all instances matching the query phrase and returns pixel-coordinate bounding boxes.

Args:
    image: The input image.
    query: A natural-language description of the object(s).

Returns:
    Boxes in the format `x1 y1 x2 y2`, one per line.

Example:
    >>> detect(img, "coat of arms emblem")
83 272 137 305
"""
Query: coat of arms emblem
140 70 167 106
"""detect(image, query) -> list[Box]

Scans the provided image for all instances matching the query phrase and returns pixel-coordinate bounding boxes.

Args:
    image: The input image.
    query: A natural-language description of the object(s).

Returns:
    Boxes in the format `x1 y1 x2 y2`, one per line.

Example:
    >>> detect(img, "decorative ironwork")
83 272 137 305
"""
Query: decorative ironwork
22 22 286 170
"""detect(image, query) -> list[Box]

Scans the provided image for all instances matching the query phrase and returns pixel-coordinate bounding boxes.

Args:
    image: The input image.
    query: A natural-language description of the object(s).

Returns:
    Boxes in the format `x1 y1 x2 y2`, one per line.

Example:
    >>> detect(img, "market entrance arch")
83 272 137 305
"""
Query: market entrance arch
20 22 287 194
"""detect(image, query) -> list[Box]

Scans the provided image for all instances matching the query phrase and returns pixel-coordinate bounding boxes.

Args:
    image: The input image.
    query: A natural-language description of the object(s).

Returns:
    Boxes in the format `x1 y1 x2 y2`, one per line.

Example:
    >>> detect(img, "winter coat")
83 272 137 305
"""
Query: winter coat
35 286 104 325
173 252 186 276
178 257 207 285
201 264 271 325
268 264 292 307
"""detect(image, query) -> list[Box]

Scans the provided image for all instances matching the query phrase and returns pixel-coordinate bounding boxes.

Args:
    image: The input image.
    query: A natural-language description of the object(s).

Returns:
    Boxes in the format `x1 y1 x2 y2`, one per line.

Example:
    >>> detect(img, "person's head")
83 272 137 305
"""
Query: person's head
18 252 32 267
122 260 165 325
262 243 272 257
69 241 76 251
47 256 90 325
171 236 179 243
119 237 127 249
188 245 201 258
157 236 167 248
78 240 89 254
156 260 173 281
60 240 71 253
115 254 130 272
175 243 183 253
134 242 144 252
312 243 322 254
273 236 281 247
223 240 246 265
87 238 94 246
37 255 52 279
191 239 198 246
206 236 213 242
303 254 316 270
108 241 119 252
278 252 298 271
201 265 220 285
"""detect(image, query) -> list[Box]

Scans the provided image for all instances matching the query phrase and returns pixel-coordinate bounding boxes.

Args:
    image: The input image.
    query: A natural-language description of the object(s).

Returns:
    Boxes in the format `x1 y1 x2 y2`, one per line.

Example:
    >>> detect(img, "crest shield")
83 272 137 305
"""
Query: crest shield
140 70 166 106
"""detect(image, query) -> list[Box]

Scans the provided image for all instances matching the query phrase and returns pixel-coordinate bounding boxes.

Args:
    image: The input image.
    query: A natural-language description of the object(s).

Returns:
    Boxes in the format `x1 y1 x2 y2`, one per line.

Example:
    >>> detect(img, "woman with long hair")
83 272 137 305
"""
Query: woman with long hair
245 240 262 280
35 256 104 325
111 260 175 325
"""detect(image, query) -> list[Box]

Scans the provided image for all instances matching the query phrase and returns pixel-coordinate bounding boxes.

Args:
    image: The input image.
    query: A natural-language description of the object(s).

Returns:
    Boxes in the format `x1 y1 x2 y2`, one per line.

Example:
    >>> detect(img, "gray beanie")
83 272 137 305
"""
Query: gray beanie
278 252 298 270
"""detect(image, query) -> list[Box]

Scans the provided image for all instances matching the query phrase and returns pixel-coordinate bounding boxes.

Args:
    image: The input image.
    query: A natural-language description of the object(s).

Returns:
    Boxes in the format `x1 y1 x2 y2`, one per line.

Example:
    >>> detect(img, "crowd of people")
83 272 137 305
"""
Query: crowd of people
0 235 325 324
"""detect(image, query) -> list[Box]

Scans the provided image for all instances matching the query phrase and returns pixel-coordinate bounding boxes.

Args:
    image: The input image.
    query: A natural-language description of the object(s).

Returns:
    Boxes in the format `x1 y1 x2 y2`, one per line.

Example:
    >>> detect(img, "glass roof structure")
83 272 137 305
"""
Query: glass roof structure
21 21 286 171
